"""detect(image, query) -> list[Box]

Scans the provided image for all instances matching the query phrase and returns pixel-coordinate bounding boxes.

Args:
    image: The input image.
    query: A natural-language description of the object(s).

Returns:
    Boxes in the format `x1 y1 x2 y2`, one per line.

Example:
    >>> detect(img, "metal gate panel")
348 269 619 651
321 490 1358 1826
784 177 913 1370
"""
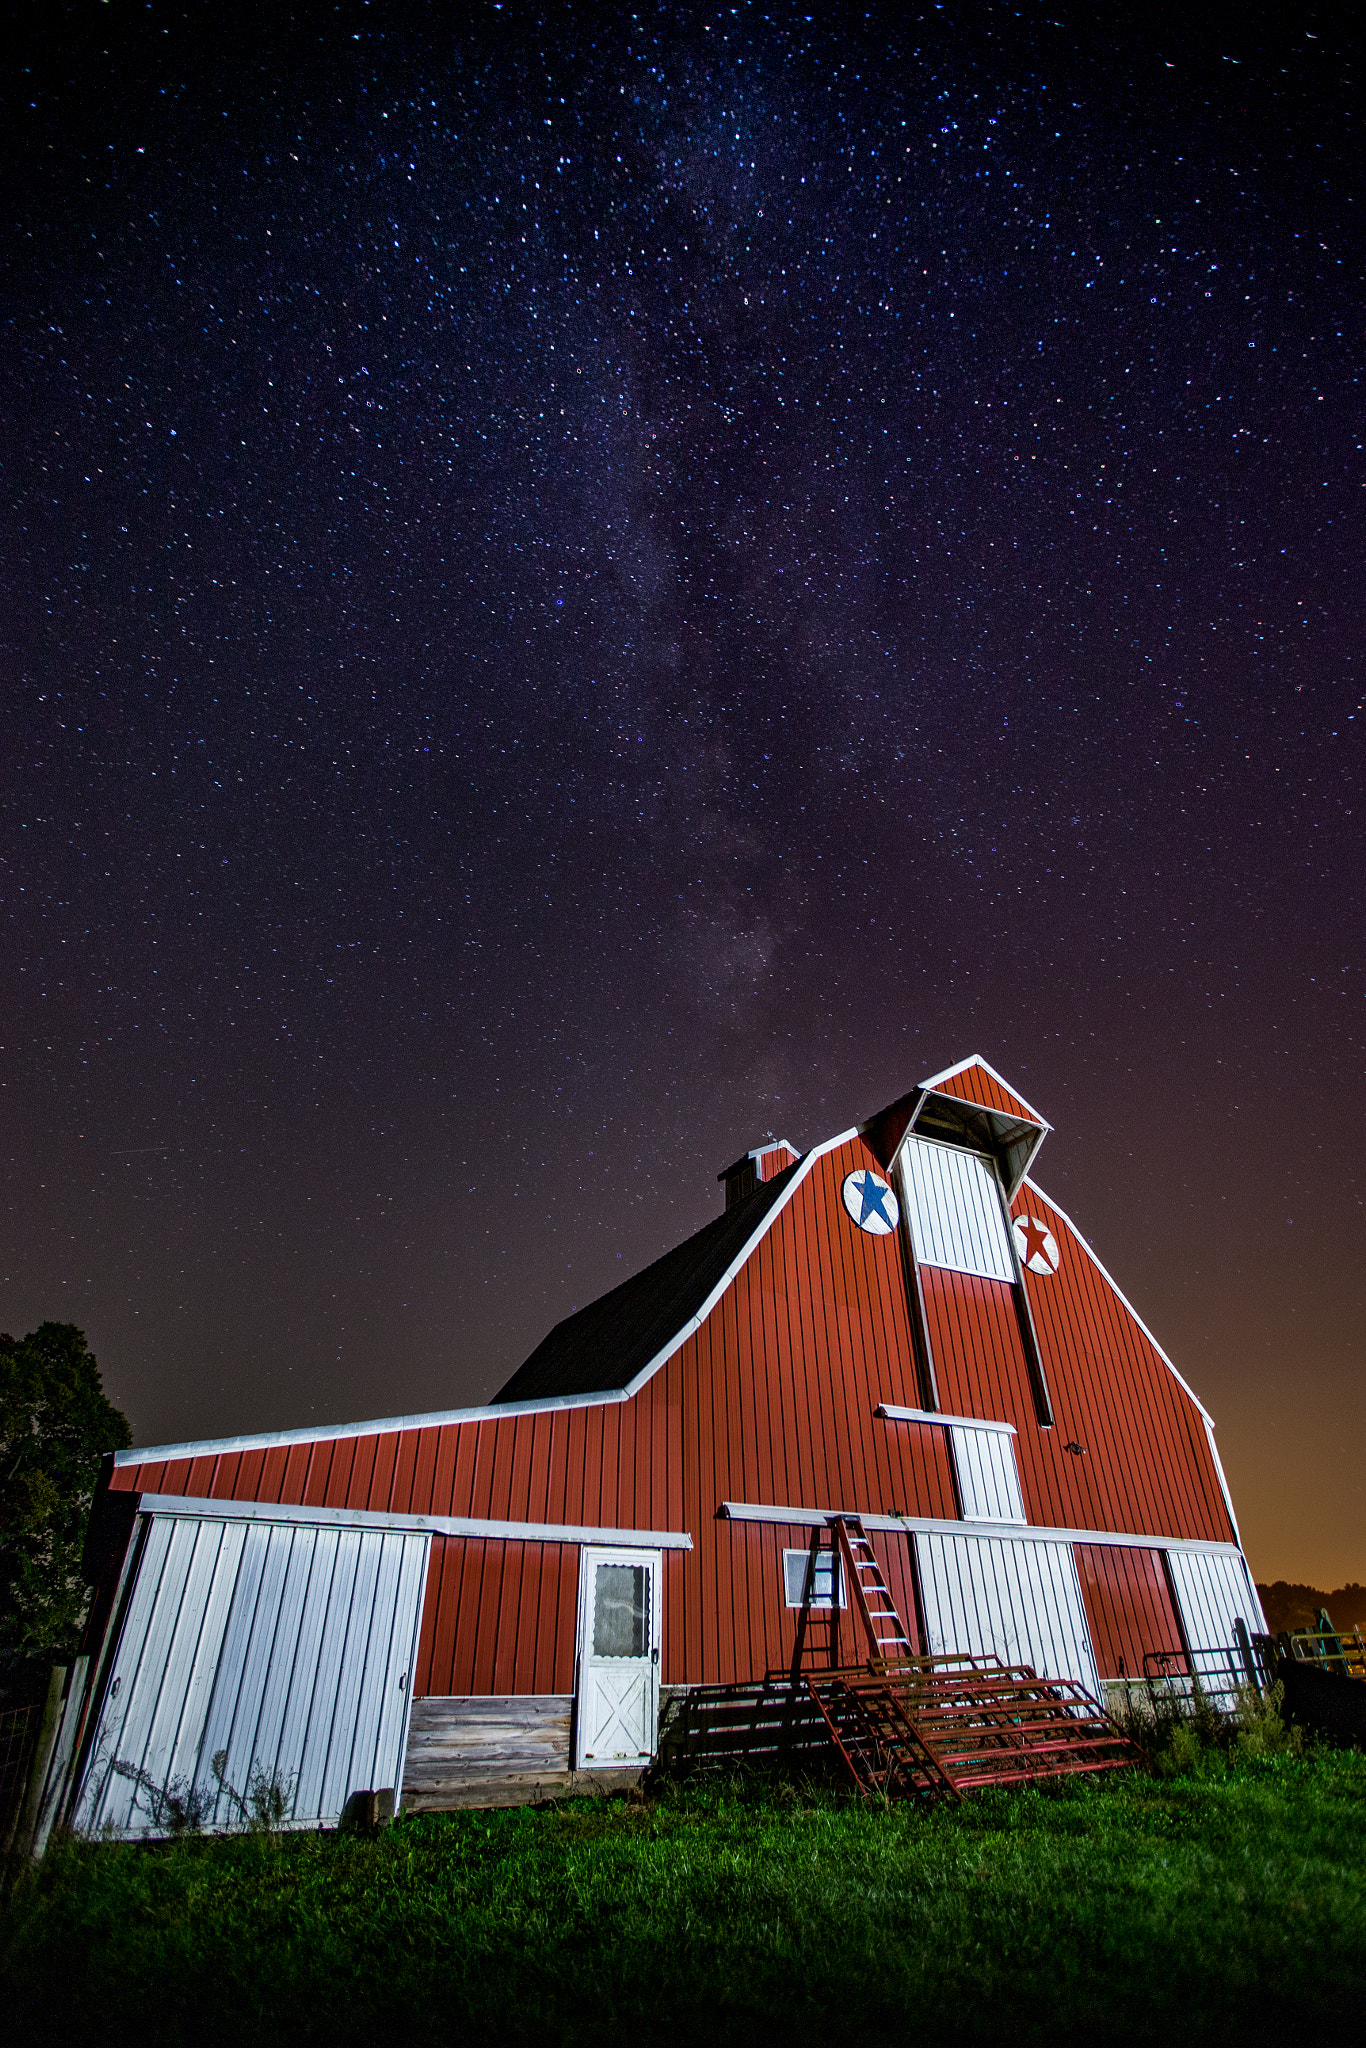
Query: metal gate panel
74 1510 430 1838
340 1528 405 1808
77 1514 183 1833
361 1527 428 1791
153 1520 250 1795
915 1530 1102 1702
1165 1548 1266 1703
268 1525 343 1799
307 1527 375 1820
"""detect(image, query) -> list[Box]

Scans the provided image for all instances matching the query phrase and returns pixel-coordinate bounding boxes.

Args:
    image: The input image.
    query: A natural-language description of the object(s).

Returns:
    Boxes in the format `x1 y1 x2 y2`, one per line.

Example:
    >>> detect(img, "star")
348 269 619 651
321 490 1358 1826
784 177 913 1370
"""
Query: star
856 1172 892 1228
1017 1217 1055 1270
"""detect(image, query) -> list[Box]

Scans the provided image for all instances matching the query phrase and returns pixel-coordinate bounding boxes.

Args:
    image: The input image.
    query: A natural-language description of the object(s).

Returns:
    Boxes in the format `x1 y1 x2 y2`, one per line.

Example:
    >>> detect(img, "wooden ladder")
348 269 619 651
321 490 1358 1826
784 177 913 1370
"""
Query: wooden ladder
789 1514 915 1679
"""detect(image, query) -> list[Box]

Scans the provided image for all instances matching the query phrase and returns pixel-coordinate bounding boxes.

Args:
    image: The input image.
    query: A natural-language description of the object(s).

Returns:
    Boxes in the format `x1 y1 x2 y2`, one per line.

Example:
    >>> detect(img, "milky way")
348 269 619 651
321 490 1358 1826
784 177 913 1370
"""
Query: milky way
3 4 1362 1581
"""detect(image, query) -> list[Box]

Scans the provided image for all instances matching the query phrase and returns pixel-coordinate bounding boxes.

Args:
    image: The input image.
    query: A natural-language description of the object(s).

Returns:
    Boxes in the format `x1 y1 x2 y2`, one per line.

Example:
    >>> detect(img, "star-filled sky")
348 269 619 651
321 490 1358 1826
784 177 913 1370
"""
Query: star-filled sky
3 3 1362 1584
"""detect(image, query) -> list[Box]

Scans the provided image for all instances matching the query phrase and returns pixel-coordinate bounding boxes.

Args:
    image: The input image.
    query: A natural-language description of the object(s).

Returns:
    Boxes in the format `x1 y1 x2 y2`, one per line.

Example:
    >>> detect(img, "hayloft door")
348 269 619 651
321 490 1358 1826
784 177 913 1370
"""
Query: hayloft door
574 1547 661 1768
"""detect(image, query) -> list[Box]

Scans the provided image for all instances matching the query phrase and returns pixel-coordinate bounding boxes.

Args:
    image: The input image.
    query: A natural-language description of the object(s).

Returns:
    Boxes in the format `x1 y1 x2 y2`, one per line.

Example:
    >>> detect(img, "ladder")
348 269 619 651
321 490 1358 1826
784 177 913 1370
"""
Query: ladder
832 1514 916 1668
788 1513 915 1679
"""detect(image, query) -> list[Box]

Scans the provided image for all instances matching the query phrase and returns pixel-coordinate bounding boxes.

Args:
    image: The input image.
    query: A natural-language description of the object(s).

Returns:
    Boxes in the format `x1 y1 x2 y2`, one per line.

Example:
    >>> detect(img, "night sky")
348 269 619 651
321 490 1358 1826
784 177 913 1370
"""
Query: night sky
3 4 1362 1585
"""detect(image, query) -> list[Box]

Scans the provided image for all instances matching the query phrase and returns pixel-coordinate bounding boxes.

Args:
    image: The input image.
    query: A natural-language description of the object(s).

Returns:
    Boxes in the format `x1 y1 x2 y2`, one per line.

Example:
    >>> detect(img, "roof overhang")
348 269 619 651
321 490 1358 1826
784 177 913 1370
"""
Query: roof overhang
861 1075 1048 1200
911 1087 1047 1201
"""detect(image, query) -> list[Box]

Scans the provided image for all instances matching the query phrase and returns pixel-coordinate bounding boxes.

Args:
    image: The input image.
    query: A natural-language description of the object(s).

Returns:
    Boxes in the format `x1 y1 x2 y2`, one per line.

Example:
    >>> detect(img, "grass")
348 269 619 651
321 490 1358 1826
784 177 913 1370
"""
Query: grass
3 1749 1365 2047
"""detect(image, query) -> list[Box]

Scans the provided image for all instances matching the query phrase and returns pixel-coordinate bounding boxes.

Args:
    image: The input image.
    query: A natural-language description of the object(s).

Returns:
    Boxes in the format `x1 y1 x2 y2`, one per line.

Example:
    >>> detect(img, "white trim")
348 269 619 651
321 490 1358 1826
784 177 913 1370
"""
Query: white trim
876 1405 1017 1436
1020 1175 1216 1428
133 1492 693 1550
718 1500 1244 1558
749 1138 799 1166
616 1127 860 1399
113 1128 864 1472
1203 1415 1244 1551
113 1386 631 1470
916 1055 1052 1133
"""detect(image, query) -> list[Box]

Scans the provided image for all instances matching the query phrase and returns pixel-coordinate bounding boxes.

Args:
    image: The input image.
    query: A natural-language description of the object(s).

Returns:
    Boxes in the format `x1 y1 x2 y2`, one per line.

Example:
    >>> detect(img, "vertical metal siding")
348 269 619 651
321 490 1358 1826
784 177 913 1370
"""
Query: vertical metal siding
915 1530 1102 1702
1074 1544 1185 1680
923 1249 1235 1546
899 1138 1015 1281
75 1512 429 1838
1012 1183 1235 1544
113 1132 1245 1699
949 1426 1026 1523
929 1065 1042 1124
80 1517 249 1834
1164 1548 1267 1698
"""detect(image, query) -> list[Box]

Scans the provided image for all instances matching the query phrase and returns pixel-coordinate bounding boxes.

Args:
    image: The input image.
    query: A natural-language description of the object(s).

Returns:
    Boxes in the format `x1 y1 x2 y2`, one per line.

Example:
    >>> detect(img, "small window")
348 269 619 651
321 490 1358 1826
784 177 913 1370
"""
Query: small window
782 1548 846 1610
592 1563 649 1657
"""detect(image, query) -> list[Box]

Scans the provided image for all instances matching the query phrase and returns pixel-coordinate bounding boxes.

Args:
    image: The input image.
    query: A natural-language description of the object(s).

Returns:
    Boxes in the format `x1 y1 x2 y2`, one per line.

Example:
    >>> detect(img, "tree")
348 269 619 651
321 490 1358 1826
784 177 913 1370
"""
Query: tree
0 1322 132 1654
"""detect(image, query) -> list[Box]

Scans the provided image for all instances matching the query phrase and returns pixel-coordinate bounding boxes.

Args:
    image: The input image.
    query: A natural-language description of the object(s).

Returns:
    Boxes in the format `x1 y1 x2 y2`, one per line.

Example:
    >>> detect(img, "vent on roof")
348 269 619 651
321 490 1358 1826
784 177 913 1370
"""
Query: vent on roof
717 1140 799 1210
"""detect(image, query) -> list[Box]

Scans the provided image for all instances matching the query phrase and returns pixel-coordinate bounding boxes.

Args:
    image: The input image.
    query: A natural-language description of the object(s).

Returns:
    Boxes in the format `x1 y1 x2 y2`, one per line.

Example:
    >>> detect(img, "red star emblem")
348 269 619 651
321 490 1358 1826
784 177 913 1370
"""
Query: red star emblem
1014 1215 1059 1274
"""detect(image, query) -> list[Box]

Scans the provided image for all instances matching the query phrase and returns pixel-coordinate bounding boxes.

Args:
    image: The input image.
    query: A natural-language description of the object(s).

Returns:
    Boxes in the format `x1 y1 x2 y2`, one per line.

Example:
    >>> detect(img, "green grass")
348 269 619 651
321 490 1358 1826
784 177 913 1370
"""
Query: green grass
4 1752 1365 2046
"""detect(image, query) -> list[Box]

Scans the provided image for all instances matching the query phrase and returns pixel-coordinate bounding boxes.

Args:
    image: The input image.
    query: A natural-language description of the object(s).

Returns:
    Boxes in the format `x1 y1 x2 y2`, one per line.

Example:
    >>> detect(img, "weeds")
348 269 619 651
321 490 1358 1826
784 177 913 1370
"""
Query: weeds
1115 1678 1307 1778
208 1750 296 1831
88 1747 296 1839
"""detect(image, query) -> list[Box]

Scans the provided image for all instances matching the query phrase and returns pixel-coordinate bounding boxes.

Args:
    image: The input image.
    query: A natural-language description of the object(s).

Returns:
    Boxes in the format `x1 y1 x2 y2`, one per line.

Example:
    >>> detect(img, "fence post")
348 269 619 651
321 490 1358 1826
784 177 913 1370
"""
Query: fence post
6 1665 66 1873
1233 1617 1260 1693
32 1656 89 1861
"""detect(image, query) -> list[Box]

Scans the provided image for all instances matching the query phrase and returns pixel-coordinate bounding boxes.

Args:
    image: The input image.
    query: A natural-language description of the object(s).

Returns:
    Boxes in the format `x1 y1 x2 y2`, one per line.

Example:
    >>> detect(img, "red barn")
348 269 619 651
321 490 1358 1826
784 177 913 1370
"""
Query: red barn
66 1057 1264 1832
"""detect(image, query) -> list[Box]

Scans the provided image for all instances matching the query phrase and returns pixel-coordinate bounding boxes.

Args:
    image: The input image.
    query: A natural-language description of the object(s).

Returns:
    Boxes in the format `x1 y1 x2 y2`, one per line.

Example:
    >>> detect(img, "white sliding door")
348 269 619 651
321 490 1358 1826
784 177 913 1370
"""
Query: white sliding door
75 1509 430 1838
899 1137 1015 1279
949 1425 1026 1524
915 1530 1102 1703
1165 1549 1266 1706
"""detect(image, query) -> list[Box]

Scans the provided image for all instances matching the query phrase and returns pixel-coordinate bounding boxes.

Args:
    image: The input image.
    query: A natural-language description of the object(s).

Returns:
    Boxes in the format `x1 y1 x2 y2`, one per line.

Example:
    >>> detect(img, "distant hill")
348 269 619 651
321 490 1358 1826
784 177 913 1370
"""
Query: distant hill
1256 1582 1366 1635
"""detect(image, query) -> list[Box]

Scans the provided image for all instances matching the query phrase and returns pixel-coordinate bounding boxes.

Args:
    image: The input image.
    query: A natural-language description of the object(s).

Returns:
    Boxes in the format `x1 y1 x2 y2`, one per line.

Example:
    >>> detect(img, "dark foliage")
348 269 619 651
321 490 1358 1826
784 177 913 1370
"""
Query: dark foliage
1258 1582 1366 1634
0 1324 131 1656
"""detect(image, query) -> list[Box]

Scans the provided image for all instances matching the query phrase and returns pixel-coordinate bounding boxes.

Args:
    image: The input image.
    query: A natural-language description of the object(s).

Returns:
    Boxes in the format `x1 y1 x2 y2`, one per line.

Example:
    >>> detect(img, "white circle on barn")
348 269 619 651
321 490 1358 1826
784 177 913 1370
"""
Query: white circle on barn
842 1169 899 1236
1013 1214 1060 1275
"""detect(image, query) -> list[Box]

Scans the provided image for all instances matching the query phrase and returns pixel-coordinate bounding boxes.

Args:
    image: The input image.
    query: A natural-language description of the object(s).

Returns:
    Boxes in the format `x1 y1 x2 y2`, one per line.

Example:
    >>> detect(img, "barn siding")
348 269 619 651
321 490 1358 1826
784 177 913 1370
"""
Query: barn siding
1013 1182 1234 1545
112 1125 1240 1698
1074 1543 1184 1680
930 1064 1039 1122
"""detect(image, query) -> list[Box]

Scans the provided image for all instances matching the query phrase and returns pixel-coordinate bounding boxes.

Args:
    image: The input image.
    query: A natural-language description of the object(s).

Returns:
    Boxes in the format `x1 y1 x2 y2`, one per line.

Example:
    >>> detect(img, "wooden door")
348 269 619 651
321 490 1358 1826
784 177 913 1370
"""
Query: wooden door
574 1547 661 1768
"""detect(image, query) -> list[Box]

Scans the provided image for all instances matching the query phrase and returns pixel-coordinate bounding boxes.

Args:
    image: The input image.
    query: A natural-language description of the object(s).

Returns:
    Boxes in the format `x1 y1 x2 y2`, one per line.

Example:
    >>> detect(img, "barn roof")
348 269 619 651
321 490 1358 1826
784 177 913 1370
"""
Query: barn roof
494 1055 1050 1406
491 1157 803 1404
861 1055 1049 1200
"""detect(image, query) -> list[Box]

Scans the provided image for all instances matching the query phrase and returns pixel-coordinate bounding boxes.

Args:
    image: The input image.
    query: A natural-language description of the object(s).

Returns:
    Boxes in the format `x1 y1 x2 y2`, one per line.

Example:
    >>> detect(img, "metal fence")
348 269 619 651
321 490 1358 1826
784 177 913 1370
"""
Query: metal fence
0 1704 37 1850
1283 1627 1366 1683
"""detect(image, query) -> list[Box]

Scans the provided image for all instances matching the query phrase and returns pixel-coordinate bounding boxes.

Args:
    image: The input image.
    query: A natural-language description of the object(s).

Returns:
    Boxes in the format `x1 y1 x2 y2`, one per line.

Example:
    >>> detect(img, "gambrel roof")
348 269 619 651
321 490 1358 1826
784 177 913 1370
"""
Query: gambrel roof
493 1054 1051 1406
492 1158 801 1404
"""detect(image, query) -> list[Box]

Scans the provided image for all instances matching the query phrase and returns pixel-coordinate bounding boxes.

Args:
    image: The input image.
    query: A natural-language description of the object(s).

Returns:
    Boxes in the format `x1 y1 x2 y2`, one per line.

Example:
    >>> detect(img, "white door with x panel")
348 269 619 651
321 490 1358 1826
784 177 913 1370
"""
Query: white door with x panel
574 1546 661 1768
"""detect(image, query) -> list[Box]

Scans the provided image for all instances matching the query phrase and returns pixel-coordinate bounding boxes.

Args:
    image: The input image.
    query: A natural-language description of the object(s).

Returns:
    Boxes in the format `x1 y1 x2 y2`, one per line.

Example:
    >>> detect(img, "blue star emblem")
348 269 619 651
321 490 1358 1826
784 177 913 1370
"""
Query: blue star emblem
842 1168 898 1236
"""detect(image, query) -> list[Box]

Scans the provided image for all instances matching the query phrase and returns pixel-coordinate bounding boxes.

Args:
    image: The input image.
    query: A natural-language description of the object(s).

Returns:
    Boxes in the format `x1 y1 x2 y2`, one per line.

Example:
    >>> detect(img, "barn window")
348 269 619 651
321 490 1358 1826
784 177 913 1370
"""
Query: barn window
782 1548 846 1609
899 1136 1015 1281
592 1563 650 1657
950 1424 1027 1524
